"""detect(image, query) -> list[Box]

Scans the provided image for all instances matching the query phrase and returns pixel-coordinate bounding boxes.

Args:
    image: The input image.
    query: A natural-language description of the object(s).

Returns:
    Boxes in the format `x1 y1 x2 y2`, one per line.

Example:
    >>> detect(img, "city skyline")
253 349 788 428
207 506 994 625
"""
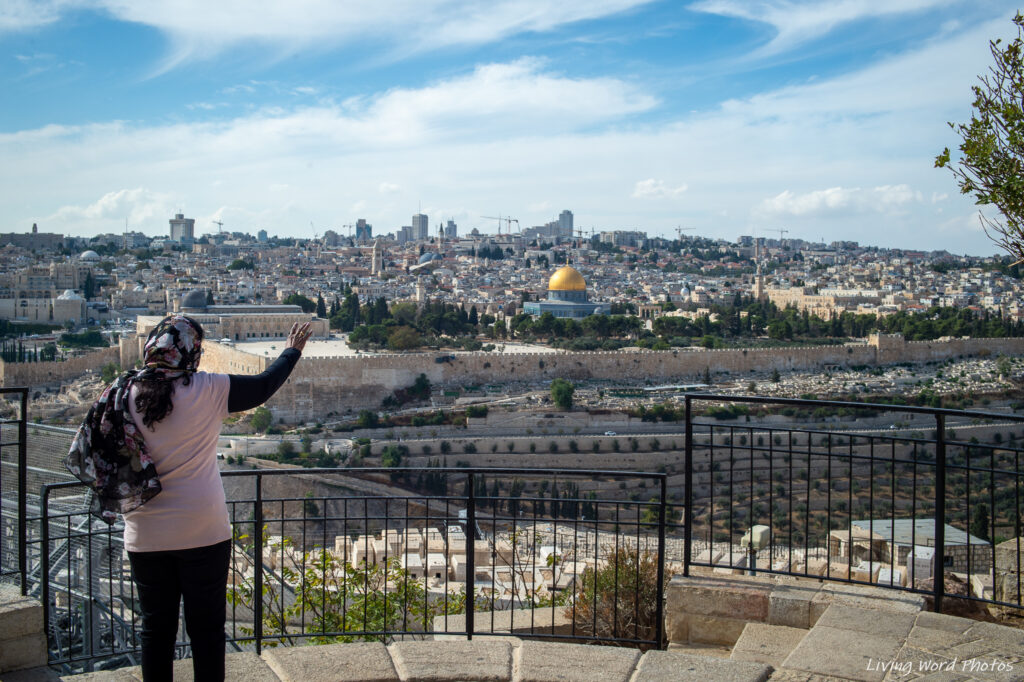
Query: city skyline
0 1 1019 254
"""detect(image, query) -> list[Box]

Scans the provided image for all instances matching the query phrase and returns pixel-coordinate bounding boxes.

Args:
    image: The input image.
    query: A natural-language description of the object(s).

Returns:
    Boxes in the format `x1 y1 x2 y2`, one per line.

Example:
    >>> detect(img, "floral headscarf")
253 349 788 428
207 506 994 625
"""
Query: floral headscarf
65 315 203 524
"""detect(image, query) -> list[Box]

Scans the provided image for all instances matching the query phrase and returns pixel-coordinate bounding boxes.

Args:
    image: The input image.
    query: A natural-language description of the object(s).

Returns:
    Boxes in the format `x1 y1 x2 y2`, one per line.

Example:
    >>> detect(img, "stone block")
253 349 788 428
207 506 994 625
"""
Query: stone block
813 604 915 640
688 615 749 646
262 641 398 682
781 625 903 682
633 650 771 682
60 669 138 681
665 575 772 623
665 608 689 644
514 641 639 682
0 632 47 673
913 611 975 634
0 587 44 642
730 623 807 667
389 639 513 682
809 583 923 625
768 583 818 629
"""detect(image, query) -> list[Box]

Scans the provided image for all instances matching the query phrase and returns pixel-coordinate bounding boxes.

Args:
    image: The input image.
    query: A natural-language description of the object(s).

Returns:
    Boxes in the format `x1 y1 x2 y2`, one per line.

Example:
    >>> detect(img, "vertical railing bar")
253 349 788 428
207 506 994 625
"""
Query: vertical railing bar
934 414 946 614
655 474 666 649
254 473 264 655
466 472 475 640
683 396 693 577
18 389 28 595
40 485 52 663
989 445 996 603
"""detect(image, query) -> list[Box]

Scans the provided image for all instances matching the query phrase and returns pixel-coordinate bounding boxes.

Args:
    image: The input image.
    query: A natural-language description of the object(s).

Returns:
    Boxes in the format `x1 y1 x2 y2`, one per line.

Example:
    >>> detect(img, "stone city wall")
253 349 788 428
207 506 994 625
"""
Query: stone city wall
26 333 1020 420
0 346 120 388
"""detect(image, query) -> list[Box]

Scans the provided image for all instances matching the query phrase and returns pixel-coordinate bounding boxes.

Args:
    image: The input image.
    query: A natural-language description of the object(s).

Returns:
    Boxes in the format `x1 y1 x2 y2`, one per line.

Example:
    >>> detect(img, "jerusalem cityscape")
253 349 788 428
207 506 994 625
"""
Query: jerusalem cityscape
2 2 1024 681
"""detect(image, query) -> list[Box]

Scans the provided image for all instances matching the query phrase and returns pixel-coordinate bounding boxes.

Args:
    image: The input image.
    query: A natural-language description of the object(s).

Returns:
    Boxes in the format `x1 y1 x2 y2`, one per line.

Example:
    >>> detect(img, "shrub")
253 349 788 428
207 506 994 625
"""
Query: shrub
567 549 661 650
463 442 477 454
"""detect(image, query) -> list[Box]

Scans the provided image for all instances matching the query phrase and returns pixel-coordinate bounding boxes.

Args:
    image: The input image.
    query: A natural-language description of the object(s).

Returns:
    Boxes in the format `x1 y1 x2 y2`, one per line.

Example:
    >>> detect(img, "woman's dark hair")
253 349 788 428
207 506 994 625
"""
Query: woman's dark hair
134 316 204 429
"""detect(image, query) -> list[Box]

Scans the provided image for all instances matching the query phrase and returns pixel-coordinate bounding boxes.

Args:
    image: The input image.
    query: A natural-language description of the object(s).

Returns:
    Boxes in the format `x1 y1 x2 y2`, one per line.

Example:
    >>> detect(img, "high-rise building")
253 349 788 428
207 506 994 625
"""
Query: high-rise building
559 210 573 235
257 229 268 242
444 220 457 240
169 214 195 243
412 214 428 241
355 219 372 243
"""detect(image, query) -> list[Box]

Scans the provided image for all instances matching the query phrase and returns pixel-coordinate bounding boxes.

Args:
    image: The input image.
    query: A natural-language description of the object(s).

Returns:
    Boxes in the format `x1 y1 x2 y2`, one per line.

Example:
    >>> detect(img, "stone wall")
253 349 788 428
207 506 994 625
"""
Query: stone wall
257 335 1024 422
0 346 120 388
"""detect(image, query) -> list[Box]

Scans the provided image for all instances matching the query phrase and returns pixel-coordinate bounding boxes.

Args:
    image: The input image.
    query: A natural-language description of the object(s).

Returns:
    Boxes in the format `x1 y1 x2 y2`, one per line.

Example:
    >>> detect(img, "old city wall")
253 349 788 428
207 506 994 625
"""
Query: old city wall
0 346 120 388
218 335 1024 423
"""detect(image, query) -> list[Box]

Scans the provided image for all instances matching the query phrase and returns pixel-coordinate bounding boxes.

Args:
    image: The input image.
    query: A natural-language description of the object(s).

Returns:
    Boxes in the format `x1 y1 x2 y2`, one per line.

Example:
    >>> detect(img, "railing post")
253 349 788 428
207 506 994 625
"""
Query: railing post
254 474 264 654
684 396 693 577
934 414 945 614
656 474 666 649
465 472 475 640
18 389 27 595
40 484 51 658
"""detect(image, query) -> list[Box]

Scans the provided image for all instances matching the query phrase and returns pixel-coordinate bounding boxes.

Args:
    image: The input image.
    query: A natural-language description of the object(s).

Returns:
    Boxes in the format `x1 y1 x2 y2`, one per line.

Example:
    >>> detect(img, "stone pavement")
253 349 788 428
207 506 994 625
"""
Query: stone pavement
45 614 1024 682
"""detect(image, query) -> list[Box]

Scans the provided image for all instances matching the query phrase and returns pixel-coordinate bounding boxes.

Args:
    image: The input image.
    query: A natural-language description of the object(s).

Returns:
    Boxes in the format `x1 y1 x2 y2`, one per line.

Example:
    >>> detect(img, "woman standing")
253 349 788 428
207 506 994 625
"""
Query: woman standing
67 315 312 681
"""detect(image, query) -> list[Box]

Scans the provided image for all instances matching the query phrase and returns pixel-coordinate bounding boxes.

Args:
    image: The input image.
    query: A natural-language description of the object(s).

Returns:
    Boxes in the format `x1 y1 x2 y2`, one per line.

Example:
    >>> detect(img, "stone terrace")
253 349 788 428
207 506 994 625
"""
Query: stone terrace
4 578 1024 681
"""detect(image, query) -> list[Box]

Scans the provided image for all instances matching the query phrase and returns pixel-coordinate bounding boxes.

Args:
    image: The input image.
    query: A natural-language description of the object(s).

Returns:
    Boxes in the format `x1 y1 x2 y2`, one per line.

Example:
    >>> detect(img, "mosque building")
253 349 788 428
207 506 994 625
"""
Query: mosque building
523 265 611 319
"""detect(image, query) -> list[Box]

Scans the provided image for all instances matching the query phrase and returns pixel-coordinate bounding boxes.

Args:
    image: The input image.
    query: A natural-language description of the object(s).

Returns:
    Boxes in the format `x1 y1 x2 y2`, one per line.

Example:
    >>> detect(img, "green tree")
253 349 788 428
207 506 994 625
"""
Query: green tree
387 326 422 350
277 440 296 460
283 293 317 313
251 406 272 432
100 362 120 384
550 378 574 410
970 502 990 543
316 294 327 318
936 13 1024 261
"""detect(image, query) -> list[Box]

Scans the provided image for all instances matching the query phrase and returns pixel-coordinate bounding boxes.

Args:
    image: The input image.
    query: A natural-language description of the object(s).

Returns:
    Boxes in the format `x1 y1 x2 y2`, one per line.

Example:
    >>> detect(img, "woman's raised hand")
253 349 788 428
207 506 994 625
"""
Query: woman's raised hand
287 322 313 352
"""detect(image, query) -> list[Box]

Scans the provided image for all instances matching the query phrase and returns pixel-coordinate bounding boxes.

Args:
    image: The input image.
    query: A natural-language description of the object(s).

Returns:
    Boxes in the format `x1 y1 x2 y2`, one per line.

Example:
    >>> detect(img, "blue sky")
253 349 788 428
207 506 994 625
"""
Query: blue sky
0 1 1019 254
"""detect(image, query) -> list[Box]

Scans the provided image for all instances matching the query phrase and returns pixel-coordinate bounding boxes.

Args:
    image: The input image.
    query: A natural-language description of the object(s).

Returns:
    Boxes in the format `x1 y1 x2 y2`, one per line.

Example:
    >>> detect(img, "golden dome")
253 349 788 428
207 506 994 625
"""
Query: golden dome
548 266 587 291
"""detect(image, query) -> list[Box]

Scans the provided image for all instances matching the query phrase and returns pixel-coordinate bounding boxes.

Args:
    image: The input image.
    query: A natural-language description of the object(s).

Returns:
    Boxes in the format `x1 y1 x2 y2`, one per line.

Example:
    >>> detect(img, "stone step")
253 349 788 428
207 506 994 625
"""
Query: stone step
56 640 774 682
729 623 807 667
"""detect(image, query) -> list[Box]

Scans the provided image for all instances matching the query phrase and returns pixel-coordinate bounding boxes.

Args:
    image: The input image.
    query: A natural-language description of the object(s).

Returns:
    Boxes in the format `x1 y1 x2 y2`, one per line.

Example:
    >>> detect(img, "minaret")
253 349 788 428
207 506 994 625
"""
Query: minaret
754 238 766 301
371 240 382 276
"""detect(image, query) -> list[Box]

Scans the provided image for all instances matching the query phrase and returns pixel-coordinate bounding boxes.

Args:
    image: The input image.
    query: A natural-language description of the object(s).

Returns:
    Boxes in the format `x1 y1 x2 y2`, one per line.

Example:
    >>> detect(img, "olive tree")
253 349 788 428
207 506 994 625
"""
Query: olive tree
936 13 1024 261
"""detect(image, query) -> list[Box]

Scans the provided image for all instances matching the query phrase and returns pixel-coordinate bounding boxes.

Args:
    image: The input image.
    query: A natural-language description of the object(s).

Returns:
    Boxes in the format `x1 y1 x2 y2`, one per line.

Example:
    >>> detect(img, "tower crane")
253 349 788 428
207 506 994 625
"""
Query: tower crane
481 215 518 236
675 225 695 241
766 227 789 248
212 219 224 234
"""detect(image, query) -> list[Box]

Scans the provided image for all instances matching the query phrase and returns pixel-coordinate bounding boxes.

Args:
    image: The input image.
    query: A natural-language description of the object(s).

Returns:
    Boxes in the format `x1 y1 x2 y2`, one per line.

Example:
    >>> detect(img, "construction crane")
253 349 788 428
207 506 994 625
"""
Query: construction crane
212 219 224 234
675 225 695 241
482 215 518 236
766 227 789 248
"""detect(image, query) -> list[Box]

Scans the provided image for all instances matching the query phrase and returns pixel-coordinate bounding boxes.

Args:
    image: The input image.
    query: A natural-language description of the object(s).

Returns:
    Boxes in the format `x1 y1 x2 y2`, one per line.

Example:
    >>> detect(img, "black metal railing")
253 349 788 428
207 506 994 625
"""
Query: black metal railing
678 395 1024 614
35 467 667 671
0 387 28 594
5 394 1024 673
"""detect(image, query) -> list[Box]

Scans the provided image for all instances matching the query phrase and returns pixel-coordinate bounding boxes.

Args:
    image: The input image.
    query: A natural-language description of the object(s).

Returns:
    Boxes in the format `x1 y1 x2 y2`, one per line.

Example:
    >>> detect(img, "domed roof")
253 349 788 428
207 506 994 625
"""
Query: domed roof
417 252 442 264
548 266 587 292
180 289 208 310
80 250 100 261
57 289 84 300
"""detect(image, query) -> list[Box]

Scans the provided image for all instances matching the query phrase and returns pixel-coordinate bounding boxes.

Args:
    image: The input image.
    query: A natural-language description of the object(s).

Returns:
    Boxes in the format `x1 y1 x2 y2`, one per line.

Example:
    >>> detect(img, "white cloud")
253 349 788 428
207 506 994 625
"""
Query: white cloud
50 188 177 228
6 0 655 62
0 20 1010 254
632 179 688 199
689 0 953 55
378 182 401 195
756 184 921 217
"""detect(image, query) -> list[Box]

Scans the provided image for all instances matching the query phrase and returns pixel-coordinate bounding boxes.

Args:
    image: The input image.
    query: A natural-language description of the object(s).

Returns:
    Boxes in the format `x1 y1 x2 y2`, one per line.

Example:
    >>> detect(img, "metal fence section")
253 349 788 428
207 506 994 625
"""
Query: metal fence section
679 395 1024 614
0 387 27 593
37 467 667 672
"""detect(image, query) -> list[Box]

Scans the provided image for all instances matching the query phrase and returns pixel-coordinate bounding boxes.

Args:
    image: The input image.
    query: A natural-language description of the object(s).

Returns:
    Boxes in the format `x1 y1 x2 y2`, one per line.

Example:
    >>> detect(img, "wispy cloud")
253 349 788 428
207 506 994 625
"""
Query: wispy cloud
632 179 687 199
688 0 954 55
4 0 656 64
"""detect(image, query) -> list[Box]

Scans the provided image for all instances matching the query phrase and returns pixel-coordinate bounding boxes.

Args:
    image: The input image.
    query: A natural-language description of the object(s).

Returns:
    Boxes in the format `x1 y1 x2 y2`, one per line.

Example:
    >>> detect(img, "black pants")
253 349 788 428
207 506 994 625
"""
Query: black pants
128 539 231 681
